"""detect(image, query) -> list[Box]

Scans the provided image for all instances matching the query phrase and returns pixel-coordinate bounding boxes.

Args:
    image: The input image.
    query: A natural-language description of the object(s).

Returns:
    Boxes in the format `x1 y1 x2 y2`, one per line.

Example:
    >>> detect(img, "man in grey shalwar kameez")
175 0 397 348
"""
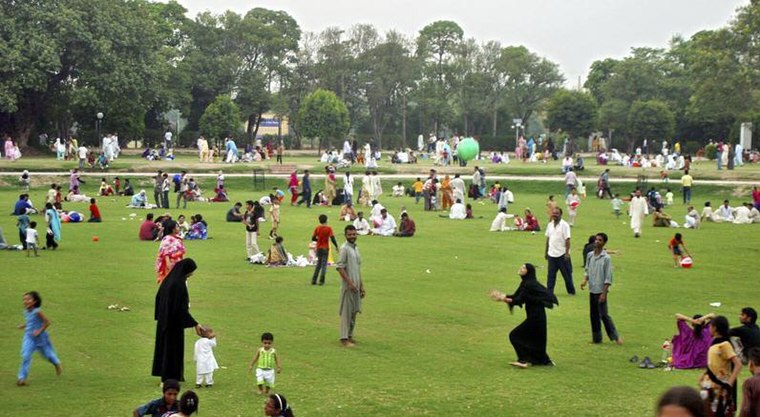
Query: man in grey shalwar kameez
336 225 365 347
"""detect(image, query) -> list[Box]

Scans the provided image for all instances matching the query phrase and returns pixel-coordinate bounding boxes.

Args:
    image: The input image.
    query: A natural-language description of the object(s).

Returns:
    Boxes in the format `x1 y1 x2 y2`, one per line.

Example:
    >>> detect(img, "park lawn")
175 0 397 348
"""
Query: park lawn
0 175 757 416
2 151 759 182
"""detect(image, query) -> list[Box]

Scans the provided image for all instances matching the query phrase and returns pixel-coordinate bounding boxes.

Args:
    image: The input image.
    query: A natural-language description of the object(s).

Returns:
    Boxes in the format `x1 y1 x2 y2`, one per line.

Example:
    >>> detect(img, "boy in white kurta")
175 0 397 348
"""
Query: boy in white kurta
194 328 219 388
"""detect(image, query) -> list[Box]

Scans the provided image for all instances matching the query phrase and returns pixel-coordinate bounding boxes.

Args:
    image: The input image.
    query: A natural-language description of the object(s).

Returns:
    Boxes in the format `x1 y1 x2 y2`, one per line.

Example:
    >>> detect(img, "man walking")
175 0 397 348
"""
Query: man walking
545 208 575 295
629 188 648 238
681 170 693 205
336 225 365 347
297 170 312 208
581 232 622 345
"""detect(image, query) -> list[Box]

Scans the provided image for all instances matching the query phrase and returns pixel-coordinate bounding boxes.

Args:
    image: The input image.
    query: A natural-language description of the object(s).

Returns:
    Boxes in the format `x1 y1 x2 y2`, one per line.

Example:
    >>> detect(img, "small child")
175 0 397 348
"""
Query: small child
88 198 102 223
668 233 692 267
412 178 423 204
25 221 39 257
269 199 280 239
17 291 61 385
133 379 180 417
611 194 623 218
193 327 218 388
741 347 760 417
248 332 282 395
113 176 121 194
392 182 405 197
566 188 581 226
665 188 674 206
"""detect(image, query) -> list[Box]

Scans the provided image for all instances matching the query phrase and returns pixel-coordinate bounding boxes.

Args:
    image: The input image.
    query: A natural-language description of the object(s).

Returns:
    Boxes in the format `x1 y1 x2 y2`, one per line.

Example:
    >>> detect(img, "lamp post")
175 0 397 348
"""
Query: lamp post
96 112 104 145
511 118 523 150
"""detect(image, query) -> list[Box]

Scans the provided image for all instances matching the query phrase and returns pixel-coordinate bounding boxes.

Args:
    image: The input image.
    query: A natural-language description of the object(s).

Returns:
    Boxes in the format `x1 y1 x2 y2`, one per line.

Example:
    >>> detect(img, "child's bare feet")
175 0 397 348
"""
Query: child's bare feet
615 337 624 345
55 364 62 376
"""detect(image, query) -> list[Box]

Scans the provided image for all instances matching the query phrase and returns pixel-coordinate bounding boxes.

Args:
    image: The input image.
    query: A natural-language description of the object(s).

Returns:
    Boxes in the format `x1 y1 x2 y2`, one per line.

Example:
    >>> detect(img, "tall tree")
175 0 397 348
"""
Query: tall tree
627 100 676 144
546 90 597 142
416 20 464 134
497 46 564 136
199 95 242 140
298 89 350 152
0 0 177 146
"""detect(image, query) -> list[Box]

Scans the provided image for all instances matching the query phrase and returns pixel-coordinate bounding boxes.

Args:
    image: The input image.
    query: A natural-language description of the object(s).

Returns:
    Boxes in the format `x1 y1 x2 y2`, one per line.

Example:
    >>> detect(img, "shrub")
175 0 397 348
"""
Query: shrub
704 143 717 160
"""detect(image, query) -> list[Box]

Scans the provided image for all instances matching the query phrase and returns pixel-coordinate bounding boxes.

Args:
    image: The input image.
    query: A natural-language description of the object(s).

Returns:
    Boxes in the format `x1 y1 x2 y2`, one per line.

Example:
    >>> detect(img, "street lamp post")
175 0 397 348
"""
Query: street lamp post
96 112 104 145
511 118 523 150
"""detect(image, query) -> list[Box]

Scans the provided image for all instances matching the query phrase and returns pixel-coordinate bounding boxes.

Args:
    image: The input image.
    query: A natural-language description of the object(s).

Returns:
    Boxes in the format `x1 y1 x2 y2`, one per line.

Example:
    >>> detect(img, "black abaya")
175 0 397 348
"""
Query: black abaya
152 258 198 381
507 273 558 365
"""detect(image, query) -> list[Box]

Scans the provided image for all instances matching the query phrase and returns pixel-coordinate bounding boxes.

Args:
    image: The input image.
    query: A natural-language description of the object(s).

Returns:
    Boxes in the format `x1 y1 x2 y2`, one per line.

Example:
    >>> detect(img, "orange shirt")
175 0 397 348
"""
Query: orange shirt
312 225 334 250
89 204 101 219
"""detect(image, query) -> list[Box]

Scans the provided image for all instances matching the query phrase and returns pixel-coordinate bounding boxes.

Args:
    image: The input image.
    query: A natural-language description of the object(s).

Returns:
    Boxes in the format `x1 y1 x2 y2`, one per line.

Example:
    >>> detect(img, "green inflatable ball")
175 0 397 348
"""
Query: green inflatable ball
457 138 480 161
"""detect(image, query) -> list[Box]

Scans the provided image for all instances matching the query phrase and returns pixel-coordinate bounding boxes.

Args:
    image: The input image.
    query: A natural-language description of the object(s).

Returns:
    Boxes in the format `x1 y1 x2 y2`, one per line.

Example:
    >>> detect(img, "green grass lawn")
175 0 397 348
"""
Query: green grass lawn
0 174 757 416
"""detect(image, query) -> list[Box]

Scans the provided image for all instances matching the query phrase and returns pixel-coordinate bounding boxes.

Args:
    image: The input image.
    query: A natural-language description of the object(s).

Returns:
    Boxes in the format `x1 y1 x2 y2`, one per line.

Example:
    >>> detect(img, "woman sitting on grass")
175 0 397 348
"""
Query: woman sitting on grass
672 313 714 369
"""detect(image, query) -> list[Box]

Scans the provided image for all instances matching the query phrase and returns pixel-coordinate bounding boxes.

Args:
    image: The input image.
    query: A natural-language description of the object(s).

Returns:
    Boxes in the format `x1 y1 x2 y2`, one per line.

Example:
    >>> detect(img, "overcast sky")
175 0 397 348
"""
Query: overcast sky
176 0 747 84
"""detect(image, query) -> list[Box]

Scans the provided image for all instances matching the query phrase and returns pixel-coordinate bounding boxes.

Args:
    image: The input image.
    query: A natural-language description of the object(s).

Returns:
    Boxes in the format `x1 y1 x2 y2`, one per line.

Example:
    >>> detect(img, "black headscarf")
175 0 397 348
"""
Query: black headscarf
508 263 559 312
155 258 198 331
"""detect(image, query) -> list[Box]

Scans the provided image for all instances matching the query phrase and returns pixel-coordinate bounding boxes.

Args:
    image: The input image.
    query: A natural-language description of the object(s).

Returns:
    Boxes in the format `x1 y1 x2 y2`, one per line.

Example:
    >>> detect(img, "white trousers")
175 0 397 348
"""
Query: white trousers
196 371 214 385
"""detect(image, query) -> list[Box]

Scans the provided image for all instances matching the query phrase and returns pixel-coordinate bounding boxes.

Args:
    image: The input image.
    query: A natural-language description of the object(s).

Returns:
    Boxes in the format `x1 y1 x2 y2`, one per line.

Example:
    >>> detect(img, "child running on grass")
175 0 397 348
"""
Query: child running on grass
17 291 61 386
611 194 623 218
668 233 692 267
133 379 180 417
248 332 282 395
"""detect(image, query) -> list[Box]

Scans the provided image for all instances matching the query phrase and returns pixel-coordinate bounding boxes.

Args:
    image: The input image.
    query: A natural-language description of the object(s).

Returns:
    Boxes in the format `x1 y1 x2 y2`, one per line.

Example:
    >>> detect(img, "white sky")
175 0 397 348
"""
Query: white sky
175 0 747 84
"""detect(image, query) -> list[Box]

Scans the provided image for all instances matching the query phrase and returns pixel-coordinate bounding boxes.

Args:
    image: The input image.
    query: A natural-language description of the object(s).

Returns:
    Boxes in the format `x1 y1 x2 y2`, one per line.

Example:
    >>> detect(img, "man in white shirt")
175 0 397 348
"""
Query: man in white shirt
371 209 396 236
545 207 575 295
490 208 510 232
449 199 466 220
564 168 577 198
451 174 466 203
392 182 404 197
353 212 370 235
719 200 734 221
77 143 88 169
164 130 173 150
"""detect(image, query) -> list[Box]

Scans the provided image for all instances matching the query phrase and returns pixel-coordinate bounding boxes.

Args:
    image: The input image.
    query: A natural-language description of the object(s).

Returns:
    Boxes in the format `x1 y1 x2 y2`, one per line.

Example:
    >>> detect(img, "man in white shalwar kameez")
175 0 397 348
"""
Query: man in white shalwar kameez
451 174 466 203
361 172 374 206
371 209 396 236
629 189 648 238
370 172 382 201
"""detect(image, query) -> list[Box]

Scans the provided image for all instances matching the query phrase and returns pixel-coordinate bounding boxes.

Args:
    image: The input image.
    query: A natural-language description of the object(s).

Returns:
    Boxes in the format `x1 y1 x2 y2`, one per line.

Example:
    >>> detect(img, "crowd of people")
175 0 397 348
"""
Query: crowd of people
5 144 760 416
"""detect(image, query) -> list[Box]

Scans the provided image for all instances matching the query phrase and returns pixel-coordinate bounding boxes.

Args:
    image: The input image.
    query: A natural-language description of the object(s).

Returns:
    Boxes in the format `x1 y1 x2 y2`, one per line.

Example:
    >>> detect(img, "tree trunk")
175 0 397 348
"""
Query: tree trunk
251 111 263 142
492 106 498 137
401 94 407 147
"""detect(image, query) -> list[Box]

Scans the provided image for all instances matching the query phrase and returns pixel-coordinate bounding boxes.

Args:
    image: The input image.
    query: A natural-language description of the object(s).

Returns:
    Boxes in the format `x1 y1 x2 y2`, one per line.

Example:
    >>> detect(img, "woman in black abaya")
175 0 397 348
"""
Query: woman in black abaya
491 263 558 368
152 258 205 381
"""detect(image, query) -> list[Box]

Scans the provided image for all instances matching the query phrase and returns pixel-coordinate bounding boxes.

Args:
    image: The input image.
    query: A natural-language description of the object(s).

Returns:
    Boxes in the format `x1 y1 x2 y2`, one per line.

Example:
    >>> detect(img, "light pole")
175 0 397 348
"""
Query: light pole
511 118 523 150
96 112 104 145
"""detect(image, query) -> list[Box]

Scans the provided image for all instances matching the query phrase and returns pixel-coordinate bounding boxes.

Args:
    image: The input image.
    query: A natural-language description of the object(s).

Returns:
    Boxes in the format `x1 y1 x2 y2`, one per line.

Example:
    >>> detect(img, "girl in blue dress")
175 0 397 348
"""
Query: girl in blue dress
17 291 62 386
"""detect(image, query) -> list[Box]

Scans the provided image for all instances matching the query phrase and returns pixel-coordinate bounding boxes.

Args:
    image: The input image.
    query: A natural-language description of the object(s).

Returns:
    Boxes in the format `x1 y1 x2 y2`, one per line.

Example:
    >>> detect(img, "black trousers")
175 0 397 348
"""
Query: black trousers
546 255 575 295
311 248 328 283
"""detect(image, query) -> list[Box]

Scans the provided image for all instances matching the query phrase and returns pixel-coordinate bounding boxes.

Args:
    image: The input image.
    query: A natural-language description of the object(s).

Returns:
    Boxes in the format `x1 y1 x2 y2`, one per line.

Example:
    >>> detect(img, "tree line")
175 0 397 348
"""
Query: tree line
1 0 759 152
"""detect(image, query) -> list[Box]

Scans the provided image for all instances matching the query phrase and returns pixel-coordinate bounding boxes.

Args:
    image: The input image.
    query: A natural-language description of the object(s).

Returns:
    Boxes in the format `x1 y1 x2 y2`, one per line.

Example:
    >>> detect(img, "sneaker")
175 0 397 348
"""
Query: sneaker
340 339 355 348
196 384 202 388
205 384 213 388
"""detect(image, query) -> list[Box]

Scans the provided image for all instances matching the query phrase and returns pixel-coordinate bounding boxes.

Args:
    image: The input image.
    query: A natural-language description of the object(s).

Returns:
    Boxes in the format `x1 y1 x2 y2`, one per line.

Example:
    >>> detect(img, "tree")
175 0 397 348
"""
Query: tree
416 20 464 133
627 100 676 144
584 58 618 104
0 0 179 146
497 46 564 135
545 90 597 141
597 99 630 149
297 89 350 152
199 95 242 141
359 33 417 148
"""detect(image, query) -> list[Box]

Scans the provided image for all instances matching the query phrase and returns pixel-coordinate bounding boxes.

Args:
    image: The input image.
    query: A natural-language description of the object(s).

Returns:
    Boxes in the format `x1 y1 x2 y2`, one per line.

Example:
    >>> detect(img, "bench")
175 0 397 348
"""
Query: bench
270 164 296 175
